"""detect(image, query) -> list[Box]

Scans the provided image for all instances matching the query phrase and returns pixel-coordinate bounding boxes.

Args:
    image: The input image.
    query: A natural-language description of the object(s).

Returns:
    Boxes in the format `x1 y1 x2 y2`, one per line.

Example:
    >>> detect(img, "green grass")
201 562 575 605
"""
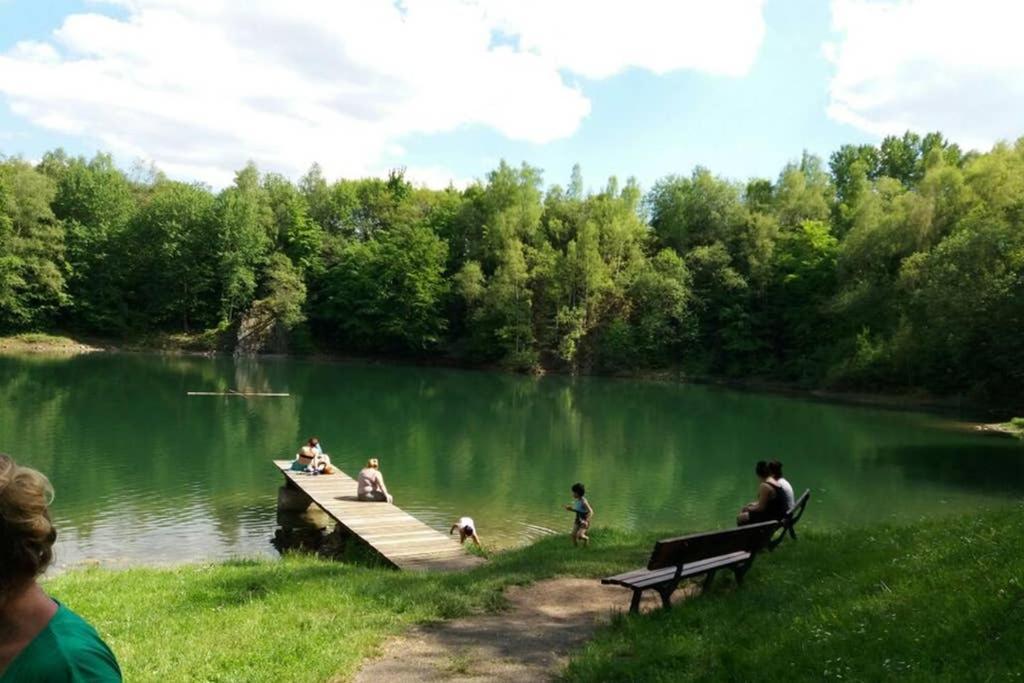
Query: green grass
564 505 1024 682
44 530 653 682
0 333 90 349
44 508 1024 682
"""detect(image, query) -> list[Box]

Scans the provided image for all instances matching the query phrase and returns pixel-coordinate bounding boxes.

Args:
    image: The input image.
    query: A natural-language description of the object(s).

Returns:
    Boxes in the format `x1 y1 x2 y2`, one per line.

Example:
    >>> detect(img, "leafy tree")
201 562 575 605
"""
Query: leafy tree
49 153 137 332
215 163 273 321
766 220 839 376
647 167 746 255
263 173 323 272
685 242 751 371
0 159 66 330
253 253 307 330
126 181 219 331
478 161 544 263
473 239 536 368
618 248 694 368
774 153 832 229
320 221 448 352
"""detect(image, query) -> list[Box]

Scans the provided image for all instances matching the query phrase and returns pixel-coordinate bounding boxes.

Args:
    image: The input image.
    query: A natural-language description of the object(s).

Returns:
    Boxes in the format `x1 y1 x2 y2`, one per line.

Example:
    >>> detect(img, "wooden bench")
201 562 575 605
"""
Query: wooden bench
602 520 780 613
767 489 810 551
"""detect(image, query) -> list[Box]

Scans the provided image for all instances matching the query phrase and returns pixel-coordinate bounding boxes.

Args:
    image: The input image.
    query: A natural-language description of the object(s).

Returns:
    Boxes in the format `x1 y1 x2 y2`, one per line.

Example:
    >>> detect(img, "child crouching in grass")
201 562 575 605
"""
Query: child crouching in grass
564 482 593 547
449 516 481 546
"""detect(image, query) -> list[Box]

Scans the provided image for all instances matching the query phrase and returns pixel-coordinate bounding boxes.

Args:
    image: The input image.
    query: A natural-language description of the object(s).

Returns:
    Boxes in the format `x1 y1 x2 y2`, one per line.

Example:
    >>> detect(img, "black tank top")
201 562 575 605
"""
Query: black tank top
765 482 788 519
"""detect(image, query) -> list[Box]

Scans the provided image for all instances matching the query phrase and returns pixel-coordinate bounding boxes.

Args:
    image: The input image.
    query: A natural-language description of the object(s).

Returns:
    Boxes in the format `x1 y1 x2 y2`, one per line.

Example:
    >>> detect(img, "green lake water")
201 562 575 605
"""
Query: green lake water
1 352 1021 569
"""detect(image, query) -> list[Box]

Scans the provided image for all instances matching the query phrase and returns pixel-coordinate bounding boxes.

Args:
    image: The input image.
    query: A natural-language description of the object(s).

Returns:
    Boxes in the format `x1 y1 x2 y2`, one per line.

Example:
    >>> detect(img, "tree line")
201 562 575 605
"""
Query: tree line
1 132 1021 400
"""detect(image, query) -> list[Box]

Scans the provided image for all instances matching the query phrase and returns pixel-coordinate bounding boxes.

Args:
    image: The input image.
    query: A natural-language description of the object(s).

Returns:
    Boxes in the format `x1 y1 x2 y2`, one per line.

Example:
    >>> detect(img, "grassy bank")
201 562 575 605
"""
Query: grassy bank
565 505 1024 681
0 332 102 354
44 506 1024 681
43 530 650 682
0 330 226 355
978 417 1024 440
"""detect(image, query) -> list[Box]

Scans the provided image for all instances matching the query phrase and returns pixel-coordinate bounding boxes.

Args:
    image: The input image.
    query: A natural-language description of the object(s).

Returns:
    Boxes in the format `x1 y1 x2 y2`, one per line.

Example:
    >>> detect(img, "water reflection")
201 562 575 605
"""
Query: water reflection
0 352 1021 569
867 444 1024 493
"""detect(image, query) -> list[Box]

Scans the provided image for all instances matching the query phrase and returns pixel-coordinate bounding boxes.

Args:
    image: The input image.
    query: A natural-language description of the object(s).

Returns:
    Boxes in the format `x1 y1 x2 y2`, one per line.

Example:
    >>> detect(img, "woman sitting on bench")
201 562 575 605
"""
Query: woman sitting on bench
737 460 788 525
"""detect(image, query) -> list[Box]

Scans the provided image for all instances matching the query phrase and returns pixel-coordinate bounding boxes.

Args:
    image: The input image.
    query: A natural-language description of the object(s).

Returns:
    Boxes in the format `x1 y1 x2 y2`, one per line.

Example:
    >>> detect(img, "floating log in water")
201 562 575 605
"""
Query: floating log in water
187 391 290 397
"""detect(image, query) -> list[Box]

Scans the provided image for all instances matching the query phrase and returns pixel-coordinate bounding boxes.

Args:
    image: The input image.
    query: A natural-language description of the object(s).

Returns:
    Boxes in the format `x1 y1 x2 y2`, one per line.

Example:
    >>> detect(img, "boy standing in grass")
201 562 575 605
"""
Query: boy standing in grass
565 482 593 547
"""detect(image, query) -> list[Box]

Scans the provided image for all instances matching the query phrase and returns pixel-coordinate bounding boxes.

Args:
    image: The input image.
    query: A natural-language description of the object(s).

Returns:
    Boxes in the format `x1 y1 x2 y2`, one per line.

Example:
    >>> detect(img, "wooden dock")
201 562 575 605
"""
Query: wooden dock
273 461 485 572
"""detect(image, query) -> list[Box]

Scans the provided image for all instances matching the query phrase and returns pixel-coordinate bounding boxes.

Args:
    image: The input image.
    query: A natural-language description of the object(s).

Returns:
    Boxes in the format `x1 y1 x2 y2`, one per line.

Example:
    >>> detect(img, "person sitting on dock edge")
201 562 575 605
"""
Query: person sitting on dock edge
450 516 480 546
291 445 333 474
290 446 315 472
357 458 393 503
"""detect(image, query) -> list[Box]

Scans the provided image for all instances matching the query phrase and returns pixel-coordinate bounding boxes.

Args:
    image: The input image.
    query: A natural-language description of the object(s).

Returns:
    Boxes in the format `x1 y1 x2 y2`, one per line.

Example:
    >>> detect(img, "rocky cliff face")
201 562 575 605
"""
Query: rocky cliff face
235 301 289 355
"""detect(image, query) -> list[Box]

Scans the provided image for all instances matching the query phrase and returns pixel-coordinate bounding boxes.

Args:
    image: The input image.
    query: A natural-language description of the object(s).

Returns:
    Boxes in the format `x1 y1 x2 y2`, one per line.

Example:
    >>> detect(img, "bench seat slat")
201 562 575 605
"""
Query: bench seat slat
602 551 750 588
603 552 744 586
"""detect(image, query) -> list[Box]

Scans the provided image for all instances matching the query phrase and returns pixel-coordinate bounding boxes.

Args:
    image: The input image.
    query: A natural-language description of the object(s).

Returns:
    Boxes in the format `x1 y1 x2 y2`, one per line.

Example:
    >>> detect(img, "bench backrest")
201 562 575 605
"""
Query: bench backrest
785 489 811 528
647 520 779 571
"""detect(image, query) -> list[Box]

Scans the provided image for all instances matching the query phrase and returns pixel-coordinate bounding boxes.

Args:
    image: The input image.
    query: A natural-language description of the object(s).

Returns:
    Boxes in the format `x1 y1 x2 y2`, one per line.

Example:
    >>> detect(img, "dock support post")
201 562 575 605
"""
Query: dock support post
277 485 313 513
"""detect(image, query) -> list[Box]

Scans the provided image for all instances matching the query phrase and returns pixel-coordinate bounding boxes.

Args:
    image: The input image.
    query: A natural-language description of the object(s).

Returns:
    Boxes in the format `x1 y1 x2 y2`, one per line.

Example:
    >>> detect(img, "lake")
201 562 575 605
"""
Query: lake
1 352 1021 569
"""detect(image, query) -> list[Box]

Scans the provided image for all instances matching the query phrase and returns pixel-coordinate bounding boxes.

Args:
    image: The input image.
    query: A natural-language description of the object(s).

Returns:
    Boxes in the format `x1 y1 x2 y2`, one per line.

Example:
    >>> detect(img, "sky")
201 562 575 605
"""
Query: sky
0 0 1022 191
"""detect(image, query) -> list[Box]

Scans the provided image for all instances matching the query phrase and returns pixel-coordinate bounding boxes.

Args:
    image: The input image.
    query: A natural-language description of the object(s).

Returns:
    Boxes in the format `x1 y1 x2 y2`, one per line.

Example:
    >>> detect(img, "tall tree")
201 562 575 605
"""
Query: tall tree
215 163 273 322
48 153 137 332
0 159 66 331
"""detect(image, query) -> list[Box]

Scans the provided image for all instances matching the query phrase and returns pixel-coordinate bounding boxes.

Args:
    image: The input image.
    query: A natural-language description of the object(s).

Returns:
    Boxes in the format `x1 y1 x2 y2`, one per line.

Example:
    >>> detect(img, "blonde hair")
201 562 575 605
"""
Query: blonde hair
0 454 57 597
366 458 379 469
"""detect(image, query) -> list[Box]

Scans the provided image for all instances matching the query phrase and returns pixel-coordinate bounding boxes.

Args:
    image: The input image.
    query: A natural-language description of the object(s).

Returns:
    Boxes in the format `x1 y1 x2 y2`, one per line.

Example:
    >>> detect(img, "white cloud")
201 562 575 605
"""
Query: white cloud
484 0 765 79
825 0 1024 150
0 0 766 187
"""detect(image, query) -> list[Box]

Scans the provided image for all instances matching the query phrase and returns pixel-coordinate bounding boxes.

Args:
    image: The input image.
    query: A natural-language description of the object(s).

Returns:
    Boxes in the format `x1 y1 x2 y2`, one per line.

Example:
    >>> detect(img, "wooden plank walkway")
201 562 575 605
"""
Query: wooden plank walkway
273 460 485 572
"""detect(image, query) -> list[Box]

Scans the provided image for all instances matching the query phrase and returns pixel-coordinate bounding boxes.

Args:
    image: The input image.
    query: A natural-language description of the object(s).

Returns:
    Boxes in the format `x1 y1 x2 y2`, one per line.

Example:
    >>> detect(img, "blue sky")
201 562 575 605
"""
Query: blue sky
0 1 1020 190
399 1 874 189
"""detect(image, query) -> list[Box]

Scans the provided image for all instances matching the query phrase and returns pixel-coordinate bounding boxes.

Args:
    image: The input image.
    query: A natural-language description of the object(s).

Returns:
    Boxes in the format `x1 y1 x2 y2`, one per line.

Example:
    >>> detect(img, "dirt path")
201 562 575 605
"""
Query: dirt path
353 578 674 682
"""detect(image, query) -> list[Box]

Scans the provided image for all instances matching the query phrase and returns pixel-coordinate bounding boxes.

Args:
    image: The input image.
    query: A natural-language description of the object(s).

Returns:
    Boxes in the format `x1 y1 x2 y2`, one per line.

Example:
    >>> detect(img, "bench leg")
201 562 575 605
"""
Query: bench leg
788 526 798 540
629 590 643 614
732 560 753 585
656 582 677 610
702 569 717 592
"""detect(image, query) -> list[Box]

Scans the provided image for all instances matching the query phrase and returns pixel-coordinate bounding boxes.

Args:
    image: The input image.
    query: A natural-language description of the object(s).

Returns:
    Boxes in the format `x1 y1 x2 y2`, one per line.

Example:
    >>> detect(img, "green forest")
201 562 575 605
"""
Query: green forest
1 132 1022 400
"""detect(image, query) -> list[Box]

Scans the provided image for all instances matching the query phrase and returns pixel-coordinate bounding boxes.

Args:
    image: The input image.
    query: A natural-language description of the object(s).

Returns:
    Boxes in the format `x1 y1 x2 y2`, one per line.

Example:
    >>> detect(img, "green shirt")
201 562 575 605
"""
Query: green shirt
1 601 121 682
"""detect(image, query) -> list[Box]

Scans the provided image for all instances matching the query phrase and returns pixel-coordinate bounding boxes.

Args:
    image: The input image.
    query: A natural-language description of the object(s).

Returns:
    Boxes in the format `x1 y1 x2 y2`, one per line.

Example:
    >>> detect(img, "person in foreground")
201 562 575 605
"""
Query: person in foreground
565 482 593 547
737 460 788 525
0 453 122 682
449 516 481 546
768 459 795 510
357 458 393 503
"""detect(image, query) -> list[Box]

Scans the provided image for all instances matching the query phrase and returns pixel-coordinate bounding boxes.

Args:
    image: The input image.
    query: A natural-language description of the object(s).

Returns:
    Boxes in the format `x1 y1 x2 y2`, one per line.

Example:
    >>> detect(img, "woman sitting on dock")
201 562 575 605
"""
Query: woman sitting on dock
290 445 332 473
357 458 393 503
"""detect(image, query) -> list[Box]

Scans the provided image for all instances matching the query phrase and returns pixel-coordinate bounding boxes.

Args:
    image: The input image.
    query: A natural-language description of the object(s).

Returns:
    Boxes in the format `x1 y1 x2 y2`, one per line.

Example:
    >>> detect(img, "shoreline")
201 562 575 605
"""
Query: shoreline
0 333 105 355
3 332 1021 423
